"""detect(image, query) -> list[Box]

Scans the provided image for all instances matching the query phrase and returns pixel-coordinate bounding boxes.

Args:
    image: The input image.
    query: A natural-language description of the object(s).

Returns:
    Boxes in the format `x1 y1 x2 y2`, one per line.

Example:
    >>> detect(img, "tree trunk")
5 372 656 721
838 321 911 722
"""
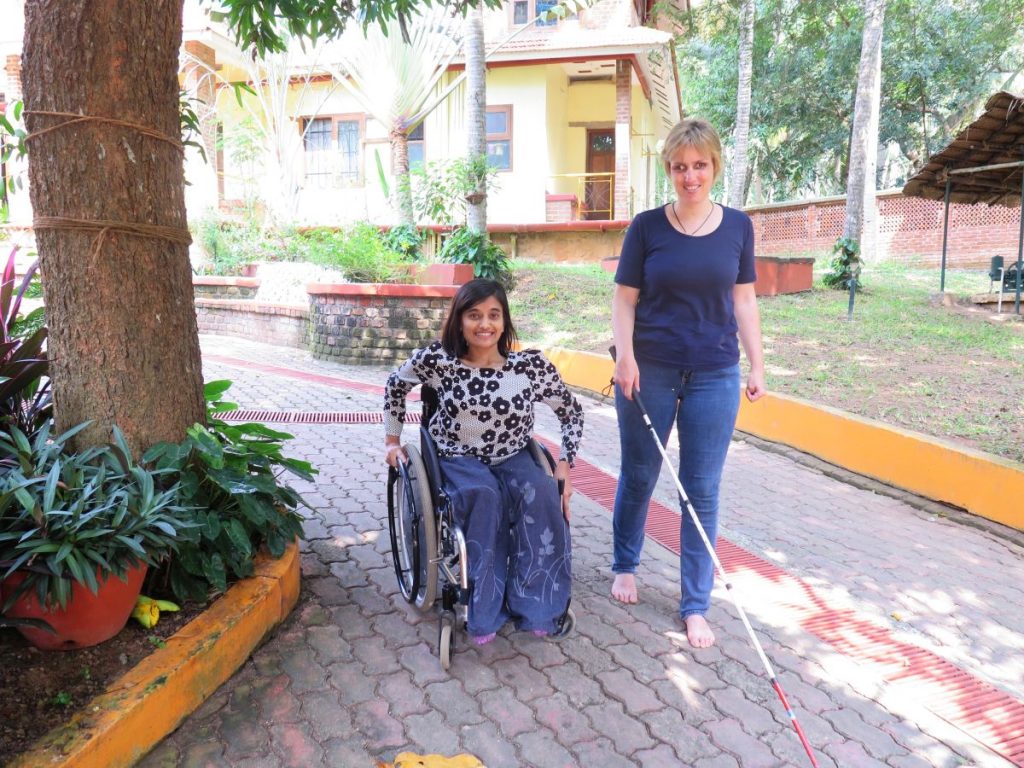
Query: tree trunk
390 126 414 225
728 0 754 210
842 0 886 255
464 1 487 232
23 0 205 456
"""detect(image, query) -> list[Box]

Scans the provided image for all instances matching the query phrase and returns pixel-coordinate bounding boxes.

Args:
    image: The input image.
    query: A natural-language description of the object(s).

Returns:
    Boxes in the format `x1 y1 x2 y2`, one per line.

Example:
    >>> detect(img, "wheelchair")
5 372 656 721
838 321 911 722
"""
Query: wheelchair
386 386 576 670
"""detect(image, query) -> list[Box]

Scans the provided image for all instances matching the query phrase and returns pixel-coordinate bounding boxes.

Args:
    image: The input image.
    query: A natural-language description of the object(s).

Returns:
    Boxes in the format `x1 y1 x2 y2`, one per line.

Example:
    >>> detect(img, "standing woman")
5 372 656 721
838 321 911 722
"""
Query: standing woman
385 279 583 644
609 118 765 648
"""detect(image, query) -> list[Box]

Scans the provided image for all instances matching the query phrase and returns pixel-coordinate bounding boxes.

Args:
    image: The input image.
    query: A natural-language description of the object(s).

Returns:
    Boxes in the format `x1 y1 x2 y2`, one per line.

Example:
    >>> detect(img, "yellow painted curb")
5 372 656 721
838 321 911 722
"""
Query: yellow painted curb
541 346 1024 532
10 542 301 768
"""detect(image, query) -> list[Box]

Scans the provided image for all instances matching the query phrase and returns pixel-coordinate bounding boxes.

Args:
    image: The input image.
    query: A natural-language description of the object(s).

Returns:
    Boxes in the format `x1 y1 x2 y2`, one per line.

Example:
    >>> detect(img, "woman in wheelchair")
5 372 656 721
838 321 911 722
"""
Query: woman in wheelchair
384 278 584 645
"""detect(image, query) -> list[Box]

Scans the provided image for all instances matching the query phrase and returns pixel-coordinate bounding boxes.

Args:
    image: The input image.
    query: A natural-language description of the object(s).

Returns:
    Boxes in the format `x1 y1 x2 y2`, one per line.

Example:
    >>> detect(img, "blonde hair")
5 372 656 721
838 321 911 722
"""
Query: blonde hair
661 118 723 183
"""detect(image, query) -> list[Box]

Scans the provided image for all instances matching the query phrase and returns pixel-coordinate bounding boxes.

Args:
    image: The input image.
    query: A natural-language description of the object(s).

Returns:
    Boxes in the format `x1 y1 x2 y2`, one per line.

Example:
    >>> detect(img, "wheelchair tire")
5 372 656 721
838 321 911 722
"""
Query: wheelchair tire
527 438 556 477
550 607 576 641
388 445 439 610
438 611 455 671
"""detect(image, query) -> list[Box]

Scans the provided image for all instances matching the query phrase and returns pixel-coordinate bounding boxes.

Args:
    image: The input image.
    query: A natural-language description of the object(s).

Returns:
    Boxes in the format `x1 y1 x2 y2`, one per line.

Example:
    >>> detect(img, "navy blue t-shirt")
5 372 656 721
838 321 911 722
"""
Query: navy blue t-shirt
615 204 756 371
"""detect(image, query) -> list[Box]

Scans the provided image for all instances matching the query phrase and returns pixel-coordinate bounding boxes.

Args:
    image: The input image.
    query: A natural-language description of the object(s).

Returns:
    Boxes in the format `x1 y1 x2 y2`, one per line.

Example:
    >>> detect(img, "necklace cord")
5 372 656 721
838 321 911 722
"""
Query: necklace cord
671 201 716 235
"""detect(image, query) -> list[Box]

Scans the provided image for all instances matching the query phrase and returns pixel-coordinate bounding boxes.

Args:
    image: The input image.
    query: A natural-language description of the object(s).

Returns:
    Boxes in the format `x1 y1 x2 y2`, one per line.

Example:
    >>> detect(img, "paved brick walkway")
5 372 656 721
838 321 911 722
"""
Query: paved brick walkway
139 335 1024 768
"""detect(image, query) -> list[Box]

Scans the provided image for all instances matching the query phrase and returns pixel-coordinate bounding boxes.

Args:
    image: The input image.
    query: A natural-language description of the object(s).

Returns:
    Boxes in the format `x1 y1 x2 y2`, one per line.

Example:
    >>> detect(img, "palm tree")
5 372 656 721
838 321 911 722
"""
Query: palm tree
323 10 463 223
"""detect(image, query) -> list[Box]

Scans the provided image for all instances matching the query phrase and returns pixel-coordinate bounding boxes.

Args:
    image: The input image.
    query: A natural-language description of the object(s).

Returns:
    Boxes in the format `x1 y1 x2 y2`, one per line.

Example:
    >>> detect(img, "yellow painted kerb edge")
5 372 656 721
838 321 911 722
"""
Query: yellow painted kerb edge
10 541 301 768
542 346 1024 532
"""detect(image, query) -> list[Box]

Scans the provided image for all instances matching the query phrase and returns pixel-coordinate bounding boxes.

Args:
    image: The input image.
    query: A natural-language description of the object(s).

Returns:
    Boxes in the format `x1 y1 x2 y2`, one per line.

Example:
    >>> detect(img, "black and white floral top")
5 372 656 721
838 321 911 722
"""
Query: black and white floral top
384 342 584 466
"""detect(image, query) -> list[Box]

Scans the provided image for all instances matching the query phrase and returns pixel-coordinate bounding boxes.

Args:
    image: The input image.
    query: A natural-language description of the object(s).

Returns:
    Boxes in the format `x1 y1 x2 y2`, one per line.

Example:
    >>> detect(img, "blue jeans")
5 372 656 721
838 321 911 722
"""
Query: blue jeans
441 448 571 636
612 360 740 618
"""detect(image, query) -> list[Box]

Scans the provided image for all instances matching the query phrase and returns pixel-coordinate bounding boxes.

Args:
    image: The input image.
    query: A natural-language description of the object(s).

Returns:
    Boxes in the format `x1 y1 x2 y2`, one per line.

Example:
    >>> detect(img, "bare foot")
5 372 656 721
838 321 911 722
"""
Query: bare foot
684 614 715 648
611 573 638 604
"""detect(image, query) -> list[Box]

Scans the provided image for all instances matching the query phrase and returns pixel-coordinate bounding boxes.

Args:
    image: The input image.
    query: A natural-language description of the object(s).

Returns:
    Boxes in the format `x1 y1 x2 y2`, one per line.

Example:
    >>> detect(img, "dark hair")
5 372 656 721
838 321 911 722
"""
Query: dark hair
440 278 518 358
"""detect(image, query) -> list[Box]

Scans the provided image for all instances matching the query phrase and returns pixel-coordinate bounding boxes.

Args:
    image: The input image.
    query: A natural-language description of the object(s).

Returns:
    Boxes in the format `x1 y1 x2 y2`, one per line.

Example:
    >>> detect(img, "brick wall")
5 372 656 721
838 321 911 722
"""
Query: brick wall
195 299 308 349
308 284 457 365
5 55 22 100
748 191 1023 267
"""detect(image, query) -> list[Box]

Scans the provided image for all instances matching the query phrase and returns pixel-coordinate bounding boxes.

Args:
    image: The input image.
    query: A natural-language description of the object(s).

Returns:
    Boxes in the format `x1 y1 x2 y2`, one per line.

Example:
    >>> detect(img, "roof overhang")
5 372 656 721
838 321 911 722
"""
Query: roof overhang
902 91 1024 208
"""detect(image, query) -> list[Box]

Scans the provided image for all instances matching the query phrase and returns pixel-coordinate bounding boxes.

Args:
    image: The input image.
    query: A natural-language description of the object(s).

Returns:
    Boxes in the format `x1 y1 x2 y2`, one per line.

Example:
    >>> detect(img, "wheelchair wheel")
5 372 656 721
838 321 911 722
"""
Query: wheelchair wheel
438 611 455 670
550 607 576 641
527 438 556 477
388 445 438 610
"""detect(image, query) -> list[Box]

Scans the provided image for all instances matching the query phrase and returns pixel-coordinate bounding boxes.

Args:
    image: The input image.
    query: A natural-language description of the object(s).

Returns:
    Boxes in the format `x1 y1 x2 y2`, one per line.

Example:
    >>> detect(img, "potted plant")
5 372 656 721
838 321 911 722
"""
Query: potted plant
0 423 192 650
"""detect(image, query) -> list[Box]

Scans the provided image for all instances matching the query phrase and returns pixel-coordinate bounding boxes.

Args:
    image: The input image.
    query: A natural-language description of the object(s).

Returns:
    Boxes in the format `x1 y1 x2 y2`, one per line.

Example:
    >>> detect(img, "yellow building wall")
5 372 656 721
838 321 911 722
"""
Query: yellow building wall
199 56 662 228
545 65 573 197
485 66 550 224
630 85 659 215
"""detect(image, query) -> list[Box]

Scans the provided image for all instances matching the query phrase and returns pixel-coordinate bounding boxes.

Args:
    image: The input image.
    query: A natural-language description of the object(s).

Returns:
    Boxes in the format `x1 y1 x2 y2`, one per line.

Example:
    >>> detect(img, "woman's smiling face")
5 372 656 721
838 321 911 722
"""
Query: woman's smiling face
668 145 715 205
461 295 505 358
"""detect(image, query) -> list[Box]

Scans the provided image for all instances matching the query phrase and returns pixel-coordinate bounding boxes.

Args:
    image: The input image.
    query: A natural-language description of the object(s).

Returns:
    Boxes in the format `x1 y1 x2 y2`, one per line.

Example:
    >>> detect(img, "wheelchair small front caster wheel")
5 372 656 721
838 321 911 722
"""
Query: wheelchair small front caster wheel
551 607 575 641
438 612 455 670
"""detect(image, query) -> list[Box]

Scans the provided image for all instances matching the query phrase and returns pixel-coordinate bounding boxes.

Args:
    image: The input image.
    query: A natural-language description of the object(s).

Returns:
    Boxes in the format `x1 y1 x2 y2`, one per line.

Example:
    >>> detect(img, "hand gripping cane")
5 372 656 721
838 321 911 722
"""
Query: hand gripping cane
629 389 819 767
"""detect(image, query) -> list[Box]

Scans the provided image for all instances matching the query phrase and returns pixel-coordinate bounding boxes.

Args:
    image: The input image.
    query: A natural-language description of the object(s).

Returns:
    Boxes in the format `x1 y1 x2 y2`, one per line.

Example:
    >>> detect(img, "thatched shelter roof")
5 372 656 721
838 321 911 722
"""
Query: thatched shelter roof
902 91 1024 208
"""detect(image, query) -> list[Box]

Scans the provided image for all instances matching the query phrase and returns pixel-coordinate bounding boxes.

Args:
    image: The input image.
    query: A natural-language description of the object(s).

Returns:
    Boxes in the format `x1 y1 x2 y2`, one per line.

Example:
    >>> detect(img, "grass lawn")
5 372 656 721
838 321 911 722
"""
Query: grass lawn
509 259 1024 464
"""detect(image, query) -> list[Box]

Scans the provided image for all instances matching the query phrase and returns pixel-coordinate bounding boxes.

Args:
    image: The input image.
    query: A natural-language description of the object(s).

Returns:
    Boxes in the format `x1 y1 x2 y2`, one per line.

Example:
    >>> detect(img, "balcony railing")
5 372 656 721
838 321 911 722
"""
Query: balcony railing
547 172 615 221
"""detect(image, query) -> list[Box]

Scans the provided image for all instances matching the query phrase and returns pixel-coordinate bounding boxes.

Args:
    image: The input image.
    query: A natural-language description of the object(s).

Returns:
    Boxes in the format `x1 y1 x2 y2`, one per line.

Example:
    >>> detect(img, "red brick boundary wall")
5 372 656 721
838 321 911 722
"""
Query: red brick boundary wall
307 284 457 365
748 190 1022 267
194 298 308 349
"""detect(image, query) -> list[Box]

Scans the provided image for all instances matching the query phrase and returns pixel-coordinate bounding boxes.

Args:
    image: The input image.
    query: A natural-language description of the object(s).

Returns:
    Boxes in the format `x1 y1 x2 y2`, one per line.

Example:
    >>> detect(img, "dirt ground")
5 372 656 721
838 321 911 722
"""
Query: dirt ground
0 602 203 761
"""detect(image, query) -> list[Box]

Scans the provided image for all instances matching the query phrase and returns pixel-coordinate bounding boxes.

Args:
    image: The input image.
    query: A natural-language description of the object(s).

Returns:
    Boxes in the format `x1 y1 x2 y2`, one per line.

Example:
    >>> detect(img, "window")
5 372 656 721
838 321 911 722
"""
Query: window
302 115 364 187
407 122 425 169
512 0 560 26
485 106 512 171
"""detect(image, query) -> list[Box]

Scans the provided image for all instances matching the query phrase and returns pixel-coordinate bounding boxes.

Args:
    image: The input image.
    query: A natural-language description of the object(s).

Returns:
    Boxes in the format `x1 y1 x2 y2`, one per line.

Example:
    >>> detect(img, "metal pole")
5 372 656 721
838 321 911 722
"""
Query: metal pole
940 179 951 293
1016 150 1024 315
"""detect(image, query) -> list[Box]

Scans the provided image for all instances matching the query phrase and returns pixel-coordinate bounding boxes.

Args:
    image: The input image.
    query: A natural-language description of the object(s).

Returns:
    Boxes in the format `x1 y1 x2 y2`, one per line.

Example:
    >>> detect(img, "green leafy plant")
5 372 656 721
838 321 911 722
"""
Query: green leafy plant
822 236 862 291
50 692 72 708
438 227 514 288
296 223 407 282
190 216 290 276
0 100 28 220
0 422 191 611
143 380 317 603
408 156 498 227
382 223 424 260
0 246 51 437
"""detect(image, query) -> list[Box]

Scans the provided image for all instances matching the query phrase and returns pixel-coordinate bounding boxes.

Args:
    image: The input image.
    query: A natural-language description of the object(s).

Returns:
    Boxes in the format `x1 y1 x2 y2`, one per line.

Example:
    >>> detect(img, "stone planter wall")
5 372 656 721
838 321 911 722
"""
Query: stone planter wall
307 283 457 365
195 299 309 349
193 276 261 300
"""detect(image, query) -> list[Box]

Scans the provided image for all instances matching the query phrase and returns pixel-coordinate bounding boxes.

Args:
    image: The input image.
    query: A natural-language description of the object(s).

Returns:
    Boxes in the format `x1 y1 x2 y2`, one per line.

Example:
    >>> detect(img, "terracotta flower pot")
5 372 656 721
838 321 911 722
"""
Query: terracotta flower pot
2 563 148 651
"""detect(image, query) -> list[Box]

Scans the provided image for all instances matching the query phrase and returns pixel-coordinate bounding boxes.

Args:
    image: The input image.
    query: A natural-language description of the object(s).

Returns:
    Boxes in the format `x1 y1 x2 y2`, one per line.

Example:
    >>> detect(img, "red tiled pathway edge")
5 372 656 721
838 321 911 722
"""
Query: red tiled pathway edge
211 355 1024 766
546 441 1024 768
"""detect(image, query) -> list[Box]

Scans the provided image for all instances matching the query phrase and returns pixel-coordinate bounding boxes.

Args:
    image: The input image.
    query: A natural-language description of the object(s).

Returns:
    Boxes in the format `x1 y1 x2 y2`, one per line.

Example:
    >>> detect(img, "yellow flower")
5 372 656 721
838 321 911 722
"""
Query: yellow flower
131 595 181 629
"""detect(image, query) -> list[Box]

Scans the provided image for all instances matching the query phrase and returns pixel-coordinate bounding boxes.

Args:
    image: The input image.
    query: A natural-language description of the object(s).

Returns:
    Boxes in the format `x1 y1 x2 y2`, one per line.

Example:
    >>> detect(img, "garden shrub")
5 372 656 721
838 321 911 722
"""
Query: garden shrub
439 227 514 288
296 222 407 282
143 380 316 603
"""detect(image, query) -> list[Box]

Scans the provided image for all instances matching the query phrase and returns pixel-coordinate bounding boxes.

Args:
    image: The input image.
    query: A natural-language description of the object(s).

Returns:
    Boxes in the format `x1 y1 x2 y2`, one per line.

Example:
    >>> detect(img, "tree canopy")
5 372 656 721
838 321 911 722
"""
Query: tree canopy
211 0 503 54
673 0 1024 204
